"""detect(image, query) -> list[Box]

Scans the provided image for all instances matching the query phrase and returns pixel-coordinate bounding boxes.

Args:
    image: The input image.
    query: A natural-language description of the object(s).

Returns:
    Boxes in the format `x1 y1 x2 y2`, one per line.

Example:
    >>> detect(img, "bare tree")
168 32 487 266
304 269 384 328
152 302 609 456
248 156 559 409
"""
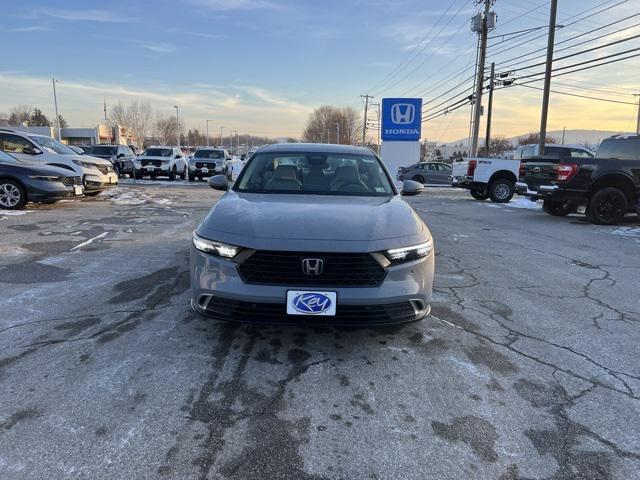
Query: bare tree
109 101 155 147
478 135 514 157
155 113 184 145
302 105 362 144
7 104 33 126
518 132 556 146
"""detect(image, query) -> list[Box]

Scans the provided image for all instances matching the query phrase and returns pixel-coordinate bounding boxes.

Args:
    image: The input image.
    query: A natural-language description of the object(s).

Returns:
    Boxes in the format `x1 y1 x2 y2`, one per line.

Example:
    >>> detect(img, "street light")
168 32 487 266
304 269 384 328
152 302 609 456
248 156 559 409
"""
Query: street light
52 77 61 140
173 106 180 146
205 120 215 147
220 126 225 148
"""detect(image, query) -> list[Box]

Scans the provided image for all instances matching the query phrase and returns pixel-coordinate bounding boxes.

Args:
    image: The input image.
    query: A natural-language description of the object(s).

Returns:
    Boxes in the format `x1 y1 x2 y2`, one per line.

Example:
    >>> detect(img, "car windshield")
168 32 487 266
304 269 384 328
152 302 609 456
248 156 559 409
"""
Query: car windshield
29 136 76 155
143 148 173 157
84 146 117 156
194 150 224 159
234 152 395 196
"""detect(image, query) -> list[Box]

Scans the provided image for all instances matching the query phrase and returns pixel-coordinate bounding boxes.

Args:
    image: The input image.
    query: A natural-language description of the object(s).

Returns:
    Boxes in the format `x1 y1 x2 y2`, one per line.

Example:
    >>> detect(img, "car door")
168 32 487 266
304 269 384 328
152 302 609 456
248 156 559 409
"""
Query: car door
434 163 452 184
0 133 43 165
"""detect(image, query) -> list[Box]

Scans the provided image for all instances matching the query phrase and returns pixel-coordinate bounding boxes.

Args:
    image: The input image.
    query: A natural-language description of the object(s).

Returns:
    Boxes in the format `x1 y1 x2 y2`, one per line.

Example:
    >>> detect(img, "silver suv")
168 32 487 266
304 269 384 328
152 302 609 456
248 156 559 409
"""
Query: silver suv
0 129 118 196
132 146 187 180
190 143 434 326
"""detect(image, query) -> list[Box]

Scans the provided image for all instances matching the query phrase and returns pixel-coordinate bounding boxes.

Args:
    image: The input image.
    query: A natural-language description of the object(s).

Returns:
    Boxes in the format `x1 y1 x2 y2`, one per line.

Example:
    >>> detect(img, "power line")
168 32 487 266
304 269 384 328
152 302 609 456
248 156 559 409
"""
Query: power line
365 0 463 94
514 84 638 105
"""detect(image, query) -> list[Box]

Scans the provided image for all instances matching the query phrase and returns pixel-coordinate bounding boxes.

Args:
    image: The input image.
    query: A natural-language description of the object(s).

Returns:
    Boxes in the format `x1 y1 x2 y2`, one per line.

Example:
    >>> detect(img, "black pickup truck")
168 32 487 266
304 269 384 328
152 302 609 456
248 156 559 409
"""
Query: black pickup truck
516 135 640 224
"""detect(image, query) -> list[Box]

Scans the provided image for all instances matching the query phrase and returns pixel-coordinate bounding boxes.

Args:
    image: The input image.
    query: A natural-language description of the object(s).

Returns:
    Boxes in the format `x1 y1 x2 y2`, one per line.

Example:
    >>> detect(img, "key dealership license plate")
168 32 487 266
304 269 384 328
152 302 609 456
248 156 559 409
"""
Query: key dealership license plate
146 166 155 171
286 291 337 316
74 186 83 195
201 167 209 174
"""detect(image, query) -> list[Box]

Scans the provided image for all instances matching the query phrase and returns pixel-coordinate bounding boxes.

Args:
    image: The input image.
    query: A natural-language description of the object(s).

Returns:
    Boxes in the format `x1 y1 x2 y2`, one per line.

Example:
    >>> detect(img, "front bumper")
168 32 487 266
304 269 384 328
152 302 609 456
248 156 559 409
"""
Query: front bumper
84 172 118 191
190 246 434 326
28 181 84 202
515 181 541 200
134 164 172 175
189 165 225 177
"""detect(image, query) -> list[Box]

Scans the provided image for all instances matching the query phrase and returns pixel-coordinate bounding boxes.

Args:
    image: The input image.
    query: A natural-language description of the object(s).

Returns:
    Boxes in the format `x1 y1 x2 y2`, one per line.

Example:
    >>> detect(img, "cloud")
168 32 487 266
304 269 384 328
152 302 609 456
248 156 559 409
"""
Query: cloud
140 42 177 54
39 8 133 23
189 0 278 11
9 25 49 32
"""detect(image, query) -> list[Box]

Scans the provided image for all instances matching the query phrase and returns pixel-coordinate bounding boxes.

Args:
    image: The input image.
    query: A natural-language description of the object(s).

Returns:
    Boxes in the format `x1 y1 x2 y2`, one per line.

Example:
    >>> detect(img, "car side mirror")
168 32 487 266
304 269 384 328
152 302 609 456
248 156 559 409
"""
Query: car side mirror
208 174 228 191
117 153 124 158
22 146 42 155
401 180 423 196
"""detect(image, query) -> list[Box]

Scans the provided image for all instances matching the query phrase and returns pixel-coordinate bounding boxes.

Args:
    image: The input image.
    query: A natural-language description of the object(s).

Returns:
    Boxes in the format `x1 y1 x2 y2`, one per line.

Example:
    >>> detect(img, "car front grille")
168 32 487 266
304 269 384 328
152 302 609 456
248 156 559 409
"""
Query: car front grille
141 160 162 167
195 162 219 168
62 176 82 186
201 296 419 325
96 165 110 174
237 251 387 287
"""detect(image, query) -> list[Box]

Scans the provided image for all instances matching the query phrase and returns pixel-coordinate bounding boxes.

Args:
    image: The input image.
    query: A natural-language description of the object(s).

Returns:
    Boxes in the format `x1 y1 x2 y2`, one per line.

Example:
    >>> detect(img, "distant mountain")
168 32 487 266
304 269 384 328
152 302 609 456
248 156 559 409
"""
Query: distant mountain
440 129 635 149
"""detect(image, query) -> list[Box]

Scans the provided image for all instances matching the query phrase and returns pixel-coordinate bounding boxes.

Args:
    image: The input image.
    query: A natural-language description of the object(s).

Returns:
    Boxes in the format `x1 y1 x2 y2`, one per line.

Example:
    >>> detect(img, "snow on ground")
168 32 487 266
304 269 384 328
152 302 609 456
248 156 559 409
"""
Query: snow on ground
1 210 30 219
102 189 147 206
504 197 543 211
610 226 640 238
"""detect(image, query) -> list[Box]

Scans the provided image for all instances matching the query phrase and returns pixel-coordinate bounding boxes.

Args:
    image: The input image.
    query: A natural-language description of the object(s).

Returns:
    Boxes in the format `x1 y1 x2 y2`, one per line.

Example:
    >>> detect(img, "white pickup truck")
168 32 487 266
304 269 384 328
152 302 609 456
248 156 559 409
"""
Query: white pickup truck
451 157 520 203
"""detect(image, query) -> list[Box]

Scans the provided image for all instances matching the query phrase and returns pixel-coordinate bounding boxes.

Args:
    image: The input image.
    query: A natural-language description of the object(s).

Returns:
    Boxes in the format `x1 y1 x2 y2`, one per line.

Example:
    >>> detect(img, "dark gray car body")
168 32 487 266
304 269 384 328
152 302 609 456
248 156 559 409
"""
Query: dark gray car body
190 143 434 326
397 162 452 184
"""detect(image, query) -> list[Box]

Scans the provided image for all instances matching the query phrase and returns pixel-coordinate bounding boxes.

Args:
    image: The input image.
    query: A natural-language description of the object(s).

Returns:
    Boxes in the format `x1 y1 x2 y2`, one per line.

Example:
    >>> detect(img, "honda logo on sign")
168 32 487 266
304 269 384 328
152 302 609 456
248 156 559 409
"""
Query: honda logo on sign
391 103 415 125
302 258 324 276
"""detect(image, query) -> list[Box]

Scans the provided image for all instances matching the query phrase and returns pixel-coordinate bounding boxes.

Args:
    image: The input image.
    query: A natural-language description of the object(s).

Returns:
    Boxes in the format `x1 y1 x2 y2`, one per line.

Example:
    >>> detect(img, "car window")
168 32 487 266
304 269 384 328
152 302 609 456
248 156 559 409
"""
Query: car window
521 146 535 157
543 146 566 158
85 146 117 156
29 136 76 155
1 134 35 154
437 164 451 171
570 148 592 158
0 149 19 163
427 164 438 171
124 147 134 156
143 148 173 157
235 152 395 196
194 150 225 159
597 138 640 160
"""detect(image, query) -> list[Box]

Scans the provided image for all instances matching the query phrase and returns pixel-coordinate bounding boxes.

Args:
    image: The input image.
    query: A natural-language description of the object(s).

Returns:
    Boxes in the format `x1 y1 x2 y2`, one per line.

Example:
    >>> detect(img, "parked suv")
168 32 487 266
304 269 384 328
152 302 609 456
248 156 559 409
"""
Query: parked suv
82 144 136 177
514 144 594 160
397 162 452 184
132 146 187 180
0 129 117 196
522 135 640 224
188 148 230 181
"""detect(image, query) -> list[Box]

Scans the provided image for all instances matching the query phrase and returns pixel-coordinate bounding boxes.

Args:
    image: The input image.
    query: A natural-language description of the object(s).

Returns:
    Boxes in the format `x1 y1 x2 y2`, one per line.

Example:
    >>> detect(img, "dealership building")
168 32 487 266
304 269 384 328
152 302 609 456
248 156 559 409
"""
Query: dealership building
5 123 135 146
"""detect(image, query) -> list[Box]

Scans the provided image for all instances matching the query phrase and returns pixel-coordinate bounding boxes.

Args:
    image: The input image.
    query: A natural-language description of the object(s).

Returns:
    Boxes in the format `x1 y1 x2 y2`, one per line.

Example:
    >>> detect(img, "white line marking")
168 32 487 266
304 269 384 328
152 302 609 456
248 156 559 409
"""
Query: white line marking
70 232 108 251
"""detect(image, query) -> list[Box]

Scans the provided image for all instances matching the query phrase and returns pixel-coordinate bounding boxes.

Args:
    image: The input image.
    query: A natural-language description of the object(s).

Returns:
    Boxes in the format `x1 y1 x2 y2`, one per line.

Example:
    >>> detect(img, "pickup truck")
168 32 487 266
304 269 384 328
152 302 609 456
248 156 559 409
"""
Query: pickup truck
517 135 640 224
451 157 519 203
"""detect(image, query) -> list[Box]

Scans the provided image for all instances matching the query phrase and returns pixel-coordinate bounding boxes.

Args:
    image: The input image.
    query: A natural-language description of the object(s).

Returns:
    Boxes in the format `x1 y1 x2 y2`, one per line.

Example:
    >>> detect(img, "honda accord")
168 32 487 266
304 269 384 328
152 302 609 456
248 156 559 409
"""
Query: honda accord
190 143 434 326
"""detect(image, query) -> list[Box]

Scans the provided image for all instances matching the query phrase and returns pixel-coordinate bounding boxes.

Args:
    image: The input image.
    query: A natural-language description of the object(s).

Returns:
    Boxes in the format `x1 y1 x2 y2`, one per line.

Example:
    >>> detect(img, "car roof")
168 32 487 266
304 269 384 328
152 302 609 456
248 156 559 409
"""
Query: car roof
257 143 375 155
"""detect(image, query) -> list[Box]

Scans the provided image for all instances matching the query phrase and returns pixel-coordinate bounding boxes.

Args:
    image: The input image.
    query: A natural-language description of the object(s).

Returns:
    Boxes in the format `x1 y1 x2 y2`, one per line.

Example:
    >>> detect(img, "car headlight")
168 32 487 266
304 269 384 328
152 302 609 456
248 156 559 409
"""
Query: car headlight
28 175 63 182
384 239 433 263
72 159 97 168
192 232 240 259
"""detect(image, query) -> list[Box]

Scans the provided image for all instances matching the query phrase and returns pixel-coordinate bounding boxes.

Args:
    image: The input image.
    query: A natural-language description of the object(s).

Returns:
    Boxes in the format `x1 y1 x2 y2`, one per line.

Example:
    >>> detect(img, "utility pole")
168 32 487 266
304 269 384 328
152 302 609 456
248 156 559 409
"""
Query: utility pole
635 95 640 135
361 94 373 146
52 77 60 140
336 122 340 145
485 62 495 153
538 0 558 156
206 120 214 147
470 0 493 157
220 126 225 148
562 126 566 144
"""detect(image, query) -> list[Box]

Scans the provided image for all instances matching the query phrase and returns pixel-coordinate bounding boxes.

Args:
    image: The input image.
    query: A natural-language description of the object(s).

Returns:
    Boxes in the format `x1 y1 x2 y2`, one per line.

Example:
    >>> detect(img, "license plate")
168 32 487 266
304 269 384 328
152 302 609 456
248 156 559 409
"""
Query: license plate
201 167 208 174
146 166 155 171
74 186 83 195
286 291 337 316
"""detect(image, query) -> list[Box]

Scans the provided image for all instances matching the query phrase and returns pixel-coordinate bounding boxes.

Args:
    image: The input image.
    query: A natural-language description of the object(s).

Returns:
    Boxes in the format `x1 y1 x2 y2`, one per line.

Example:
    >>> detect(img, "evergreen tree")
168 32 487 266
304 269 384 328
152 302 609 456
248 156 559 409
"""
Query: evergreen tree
30 108 50 127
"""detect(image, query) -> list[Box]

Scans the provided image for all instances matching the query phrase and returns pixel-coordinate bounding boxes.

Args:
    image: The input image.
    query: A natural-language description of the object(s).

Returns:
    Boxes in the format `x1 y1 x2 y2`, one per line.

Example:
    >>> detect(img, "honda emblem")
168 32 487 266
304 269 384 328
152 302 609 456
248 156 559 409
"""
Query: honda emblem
302 258 324 276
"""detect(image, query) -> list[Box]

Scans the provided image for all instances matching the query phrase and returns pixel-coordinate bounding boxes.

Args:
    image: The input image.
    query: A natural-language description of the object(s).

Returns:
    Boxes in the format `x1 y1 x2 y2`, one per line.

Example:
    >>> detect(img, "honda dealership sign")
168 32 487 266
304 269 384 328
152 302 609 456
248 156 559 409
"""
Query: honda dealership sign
381 98 422 141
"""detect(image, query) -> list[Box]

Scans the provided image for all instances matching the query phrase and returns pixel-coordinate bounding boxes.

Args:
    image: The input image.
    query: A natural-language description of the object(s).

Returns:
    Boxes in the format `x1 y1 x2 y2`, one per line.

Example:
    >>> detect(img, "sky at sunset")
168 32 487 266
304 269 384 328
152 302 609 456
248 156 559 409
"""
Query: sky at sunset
2 0 639 142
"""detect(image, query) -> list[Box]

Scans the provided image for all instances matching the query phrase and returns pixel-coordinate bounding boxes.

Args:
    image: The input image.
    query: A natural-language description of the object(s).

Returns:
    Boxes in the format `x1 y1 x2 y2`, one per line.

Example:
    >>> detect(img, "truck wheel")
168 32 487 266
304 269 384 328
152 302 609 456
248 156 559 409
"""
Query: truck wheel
168 167 176 181
470 189 489 201
587 187 627 225
188 174 195 182
181 167 187 180
412 175 425 184
543 199 573 216
0 180 27 210
489 178 514 203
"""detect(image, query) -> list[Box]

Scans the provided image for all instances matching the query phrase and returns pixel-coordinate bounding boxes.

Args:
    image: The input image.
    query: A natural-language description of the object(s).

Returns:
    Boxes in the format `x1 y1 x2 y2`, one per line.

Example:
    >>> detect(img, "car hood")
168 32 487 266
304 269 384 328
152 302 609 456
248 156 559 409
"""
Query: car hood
65 153 112 166
197 192 428 251
137 156 172 161
0 162 78 177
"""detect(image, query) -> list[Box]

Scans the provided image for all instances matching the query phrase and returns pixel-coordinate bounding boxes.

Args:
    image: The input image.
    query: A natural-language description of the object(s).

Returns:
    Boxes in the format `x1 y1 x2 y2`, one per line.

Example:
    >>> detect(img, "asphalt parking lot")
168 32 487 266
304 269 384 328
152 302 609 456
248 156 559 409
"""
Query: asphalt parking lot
1 183 639 479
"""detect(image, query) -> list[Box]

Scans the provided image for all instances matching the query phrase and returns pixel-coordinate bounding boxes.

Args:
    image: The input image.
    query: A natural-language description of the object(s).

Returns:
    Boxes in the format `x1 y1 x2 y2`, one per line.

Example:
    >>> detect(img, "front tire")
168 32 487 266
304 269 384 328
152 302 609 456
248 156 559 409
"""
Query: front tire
587 187 627 225
0 180 27 209
543 199 573 216
168 167 176 181
470 189 489 201
489 178 514 203
181 167 187 180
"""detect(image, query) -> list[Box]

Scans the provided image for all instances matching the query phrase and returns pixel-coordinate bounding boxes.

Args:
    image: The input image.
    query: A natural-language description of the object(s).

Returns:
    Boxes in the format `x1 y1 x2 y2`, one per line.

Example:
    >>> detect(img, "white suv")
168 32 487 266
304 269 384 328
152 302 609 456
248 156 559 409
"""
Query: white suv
0 129 118 196
132 146 187 180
